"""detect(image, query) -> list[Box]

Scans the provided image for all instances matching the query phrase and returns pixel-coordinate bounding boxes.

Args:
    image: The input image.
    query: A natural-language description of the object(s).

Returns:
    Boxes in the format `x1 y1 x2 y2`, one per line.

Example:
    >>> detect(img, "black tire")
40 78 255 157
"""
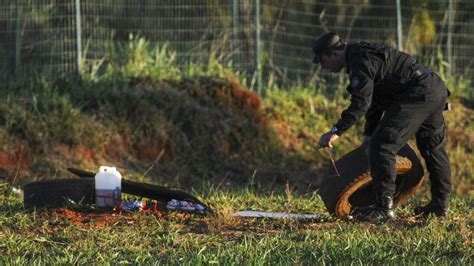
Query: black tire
317 144 424 217
23 179 95 209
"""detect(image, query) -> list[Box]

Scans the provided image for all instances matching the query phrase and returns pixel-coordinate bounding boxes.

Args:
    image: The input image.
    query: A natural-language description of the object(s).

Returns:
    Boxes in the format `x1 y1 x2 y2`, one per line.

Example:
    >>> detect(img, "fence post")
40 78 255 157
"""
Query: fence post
255 0 262 95
75 0 82 78
447 0 454 76
14 0 22 79
396 0 403 51
232 0 238 64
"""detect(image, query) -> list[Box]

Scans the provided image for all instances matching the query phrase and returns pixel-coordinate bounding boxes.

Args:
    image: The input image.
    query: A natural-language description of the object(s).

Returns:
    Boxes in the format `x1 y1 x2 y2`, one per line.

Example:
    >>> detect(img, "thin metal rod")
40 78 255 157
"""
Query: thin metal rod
326 149 341 177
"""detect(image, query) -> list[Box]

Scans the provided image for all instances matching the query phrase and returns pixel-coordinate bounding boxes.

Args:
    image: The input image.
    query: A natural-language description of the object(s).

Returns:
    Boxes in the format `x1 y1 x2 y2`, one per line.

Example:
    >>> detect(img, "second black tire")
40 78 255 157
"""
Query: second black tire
23 178 95 209
317 144 424 217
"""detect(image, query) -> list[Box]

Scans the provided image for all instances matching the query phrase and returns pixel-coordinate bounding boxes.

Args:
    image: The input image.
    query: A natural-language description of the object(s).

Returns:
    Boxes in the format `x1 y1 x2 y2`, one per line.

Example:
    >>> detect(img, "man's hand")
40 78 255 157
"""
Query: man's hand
318 131 339 148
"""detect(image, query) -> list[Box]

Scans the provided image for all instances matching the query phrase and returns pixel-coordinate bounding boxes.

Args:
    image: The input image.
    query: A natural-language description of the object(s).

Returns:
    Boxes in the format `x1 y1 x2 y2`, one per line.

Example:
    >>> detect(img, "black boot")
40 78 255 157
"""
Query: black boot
413 201 448 217
357 196 396 223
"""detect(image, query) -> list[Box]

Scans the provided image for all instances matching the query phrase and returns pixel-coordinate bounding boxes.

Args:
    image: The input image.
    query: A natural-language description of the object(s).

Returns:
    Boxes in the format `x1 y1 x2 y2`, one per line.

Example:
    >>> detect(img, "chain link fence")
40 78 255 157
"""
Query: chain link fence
1 0 473 90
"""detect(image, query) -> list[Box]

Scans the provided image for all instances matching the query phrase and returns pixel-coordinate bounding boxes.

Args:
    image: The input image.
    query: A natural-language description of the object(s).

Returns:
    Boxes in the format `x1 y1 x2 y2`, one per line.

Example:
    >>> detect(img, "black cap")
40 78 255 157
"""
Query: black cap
312 32 341 63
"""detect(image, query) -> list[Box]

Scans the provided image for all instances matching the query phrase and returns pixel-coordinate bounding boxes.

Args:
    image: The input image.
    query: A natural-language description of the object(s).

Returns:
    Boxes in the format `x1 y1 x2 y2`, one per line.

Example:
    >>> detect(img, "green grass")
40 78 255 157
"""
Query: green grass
0 184 472 264
0 40 472 264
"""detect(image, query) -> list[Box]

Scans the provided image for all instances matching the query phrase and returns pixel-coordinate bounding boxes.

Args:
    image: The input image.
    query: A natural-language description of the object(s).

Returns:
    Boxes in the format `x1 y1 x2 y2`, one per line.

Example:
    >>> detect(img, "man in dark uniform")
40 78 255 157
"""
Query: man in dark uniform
313 32 452 223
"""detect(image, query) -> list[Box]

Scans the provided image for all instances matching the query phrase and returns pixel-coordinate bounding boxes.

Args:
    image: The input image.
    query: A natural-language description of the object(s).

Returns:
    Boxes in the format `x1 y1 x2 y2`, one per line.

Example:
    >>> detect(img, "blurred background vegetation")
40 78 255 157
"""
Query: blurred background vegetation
1 0 473 91
0 1 472 197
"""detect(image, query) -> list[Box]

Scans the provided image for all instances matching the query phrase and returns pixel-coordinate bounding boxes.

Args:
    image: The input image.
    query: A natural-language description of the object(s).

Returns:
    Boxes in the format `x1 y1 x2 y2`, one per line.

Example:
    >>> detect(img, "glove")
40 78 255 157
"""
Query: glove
318 132 339 148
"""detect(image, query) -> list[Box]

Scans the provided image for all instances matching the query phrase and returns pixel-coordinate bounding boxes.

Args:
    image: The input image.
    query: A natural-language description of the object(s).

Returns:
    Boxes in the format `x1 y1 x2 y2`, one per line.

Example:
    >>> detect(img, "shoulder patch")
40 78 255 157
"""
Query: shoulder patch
350 76 360 89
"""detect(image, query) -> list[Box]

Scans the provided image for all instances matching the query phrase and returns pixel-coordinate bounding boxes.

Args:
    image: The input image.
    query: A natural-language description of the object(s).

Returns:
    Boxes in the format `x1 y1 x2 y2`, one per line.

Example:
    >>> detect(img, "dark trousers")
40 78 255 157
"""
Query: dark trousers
369 73 451 207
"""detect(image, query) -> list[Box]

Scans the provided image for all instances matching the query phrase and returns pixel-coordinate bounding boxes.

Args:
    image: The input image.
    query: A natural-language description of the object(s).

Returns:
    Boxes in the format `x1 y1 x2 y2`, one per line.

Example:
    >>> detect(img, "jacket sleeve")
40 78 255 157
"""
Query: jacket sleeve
332 63 374 135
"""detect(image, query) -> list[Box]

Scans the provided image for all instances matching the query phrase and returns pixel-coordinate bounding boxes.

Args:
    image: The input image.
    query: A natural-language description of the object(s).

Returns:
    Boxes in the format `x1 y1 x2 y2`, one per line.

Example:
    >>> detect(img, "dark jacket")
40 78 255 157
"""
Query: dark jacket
333 42 436 136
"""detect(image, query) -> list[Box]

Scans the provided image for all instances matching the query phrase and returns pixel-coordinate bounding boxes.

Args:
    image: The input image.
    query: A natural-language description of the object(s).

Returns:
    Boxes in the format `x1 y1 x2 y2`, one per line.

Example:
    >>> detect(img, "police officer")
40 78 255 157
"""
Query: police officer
313 32 452 222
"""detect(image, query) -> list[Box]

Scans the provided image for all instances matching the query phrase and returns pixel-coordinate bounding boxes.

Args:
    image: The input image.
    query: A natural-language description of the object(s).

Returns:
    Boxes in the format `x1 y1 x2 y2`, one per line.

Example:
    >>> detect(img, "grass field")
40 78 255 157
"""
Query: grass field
0 183 472 264
0 41 472 264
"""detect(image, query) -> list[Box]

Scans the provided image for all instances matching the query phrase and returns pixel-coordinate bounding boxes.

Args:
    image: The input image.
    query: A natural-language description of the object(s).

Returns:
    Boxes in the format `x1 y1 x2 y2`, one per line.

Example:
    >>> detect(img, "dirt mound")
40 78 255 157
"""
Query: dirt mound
0 76 293 186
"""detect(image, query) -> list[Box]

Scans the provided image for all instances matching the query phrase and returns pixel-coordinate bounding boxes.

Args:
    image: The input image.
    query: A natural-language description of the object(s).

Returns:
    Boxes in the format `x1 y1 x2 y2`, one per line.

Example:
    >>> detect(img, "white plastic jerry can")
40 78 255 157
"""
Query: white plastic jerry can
95 166 122 207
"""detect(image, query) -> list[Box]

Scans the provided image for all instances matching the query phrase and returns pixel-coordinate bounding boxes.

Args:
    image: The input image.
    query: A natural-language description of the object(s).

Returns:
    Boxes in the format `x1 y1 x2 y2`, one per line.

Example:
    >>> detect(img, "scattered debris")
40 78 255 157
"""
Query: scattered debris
233 210 328 220
40 208 136 228
120 199 145 212
11 187 23 197
166 199 206 215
